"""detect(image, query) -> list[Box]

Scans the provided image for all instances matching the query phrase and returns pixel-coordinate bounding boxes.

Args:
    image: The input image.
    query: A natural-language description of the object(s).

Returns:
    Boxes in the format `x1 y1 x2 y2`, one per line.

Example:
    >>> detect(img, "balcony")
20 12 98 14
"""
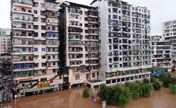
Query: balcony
13 1 33 7
68 27 82 33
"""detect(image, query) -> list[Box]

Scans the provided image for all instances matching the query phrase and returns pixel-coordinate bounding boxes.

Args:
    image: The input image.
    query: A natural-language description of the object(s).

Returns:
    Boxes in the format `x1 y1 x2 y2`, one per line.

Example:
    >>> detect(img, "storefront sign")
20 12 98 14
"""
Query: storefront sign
38 80 53 88
50 80 63 85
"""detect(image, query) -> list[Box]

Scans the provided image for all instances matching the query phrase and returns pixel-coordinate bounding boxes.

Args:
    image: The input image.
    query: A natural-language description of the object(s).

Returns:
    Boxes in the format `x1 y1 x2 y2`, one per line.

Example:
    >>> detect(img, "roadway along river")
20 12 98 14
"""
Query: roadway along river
2 87 176 108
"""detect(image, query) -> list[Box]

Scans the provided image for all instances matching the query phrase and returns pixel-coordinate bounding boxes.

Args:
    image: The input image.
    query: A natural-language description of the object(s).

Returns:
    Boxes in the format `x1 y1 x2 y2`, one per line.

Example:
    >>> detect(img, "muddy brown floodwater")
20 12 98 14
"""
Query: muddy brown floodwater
2 87 176 108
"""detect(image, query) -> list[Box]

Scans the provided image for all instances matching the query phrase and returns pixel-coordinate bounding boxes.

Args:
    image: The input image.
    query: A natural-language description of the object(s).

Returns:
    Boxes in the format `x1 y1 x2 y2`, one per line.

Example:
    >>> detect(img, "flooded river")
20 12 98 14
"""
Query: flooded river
2 87 176 108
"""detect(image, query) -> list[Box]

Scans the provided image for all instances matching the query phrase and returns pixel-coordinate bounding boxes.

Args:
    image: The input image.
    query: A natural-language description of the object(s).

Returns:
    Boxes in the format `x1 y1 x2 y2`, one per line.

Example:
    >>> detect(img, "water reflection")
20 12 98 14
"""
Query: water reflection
2 87 176 108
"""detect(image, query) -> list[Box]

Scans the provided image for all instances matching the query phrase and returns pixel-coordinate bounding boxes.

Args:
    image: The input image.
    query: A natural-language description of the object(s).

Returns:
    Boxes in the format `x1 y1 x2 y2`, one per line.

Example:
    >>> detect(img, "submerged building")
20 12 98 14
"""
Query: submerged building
151 36 172 72
59 2 99 88
0 28 11 54
11 0 62 89
11 0 153 90
163 20 176 72
91 0 152 85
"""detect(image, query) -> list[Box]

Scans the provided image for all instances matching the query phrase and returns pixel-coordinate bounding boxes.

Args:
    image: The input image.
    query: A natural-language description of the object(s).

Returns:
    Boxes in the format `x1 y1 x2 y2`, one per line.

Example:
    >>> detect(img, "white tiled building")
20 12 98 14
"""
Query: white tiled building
59 1 99 88
151 35 172 72
11 0 61 88
0 28 11 54
91 0 152 85
163 19 176 71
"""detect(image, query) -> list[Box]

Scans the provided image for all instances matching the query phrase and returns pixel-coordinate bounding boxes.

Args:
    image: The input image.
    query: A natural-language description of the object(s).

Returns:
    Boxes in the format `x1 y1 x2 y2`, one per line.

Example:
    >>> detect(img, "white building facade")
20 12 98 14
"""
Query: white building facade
11 0 62 88
163 20 176 71
0 28 11 54
151 36 172 72
91 0 152 85
59 2 99 87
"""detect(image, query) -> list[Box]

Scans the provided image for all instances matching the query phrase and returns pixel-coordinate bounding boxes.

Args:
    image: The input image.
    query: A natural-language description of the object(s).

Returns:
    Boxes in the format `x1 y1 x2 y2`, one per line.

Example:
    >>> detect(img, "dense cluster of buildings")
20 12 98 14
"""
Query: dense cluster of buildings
0 0 172 93
151 36 172 72
0 28 11 54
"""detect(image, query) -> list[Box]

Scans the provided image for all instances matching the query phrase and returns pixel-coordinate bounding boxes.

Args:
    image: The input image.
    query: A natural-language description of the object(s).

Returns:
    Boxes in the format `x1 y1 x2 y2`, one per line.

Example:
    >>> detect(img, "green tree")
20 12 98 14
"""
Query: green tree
162 75 171 87
83 87 90 98
128 82 142 99
151 77 156 83
143 78 150 84
97 84 108 101
142 84 152 97
125 82 130 87
135 80 141 85
106 87 114 104
153 81 161 90
159 74 167 82
117 87 130 107
169 84 176 94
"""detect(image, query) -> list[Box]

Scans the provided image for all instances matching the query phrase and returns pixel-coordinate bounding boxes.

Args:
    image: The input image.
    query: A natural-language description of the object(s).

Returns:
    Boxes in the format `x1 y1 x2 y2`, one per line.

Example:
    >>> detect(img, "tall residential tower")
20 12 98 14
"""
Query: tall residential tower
11 0 61 88
59 2 99 88
91 0 152 85
163 20 176 72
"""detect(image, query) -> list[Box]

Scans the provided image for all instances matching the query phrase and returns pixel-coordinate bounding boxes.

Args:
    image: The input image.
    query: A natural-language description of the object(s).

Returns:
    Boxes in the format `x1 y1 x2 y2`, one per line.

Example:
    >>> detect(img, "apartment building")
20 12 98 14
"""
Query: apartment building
91 0 152 85
0 53 12 78
11 0 62 88
151 35 172 72
0 28 11 54
163 19 176 71
59 2 99 88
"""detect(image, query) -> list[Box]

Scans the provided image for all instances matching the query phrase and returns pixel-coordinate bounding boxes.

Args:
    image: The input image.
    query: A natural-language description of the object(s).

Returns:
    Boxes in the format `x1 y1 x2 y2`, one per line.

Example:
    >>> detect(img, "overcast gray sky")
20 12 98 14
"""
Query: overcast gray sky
0 0 176 35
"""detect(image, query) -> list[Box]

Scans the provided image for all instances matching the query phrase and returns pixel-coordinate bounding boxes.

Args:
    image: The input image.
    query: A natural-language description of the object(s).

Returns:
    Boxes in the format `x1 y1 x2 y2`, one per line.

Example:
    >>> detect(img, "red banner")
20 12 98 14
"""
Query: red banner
38 80 53 88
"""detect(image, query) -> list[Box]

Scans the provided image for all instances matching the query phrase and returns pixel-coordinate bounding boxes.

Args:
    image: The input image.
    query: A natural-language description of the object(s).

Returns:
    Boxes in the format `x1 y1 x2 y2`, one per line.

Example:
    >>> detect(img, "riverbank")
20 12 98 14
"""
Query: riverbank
2 87 176 108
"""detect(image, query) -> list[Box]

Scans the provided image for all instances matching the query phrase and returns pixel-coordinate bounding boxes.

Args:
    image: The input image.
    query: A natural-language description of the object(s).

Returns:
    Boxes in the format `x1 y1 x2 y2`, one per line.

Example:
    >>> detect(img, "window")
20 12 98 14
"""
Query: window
42 48 45 52
53 55 55 59
108 8 111 13
42 55 45 59
34 10 38 14
22 8 26 12
33 17 38 22
34 48 38 52
53 62 56 66
41 63 46 67
42 33 46 37
113 8 118 13
41 26 46 30
52 48 56 52
109 45 112 50
48 56 51 59
119 16 121 20
41 18 46 22
34 2 38 7
34 55 38 59
22 48 27 52
113 15 118 19
22 24 26 28
108 15 111 19
41 11 46 15
52 26 55 30
33 25 38 29
34 32 38 37
108 26 111 31
92 73 95 78
113 45 118 49
75 74 80 80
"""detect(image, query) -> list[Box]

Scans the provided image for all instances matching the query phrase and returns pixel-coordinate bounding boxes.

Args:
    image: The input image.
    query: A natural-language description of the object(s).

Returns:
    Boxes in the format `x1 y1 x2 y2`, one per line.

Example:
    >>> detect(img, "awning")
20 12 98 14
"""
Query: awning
19 85 59 93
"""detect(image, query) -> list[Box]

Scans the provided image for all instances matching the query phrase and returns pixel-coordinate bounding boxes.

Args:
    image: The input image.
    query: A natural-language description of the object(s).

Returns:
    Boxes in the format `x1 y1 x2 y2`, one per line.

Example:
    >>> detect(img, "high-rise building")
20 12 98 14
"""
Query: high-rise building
0 28 11 54
11 0 62 88
163 19 176 71
91 0 152 85
0 28 7 36
59 1 99 88
151 35 172 72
